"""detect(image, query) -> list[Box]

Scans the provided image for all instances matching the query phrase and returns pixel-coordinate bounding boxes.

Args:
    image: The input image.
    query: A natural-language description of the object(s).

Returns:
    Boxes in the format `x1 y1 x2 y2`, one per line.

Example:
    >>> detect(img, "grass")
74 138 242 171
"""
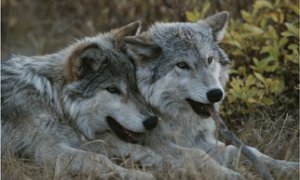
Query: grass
2 110 298 179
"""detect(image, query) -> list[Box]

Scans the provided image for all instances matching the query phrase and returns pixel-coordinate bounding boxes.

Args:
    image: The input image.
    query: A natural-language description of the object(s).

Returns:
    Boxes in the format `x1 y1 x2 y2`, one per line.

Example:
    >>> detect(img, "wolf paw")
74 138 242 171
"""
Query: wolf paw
269 160 299 179
137 151 163 168
121 170 155 180
231 171 245 180
223 169 245 180
272 160 299 171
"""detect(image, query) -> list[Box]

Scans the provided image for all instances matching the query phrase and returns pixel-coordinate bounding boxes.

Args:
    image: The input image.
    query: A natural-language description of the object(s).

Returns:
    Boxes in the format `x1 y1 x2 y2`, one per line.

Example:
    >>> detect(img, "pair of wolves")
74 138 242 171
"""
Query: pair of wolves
2 12 298 179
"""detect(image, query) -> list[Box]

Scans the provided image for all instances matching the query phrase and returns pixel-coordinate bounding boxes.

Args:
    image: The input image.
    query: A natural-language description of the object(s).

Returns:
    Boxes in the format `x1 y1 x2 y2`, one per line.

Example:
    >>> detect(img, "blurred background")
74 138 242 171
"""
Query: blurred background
1 0 299 176
1 0 253 57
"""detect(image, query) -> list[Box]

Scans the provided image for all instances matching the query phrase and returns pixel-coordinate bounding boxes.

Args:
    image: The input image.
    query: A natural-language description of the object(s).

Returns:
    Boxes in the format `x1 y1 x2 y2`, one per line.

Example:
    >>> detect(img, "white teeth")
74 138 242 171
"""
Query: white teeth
199 104 209 112
122 127 142 141
124 129 137 139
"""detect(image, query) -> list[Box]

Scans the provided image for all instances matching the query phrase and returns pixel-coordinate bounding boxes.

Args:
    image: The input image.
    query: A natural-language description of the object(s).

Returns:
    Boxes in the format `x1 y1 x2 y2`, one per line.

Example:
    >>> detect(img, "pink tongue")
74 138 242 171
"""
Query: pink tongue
131 134 141 141
205 104 214 115
124 129 142 141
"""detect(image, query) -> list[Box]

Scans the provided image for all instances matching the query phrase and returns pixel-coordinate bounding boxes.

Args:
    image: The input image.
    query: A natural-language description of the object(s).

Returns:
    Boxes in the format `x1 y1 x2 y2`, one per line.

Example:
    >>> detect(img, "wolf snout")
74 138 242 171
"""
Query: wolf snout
207 89 223 103
143 116 158 130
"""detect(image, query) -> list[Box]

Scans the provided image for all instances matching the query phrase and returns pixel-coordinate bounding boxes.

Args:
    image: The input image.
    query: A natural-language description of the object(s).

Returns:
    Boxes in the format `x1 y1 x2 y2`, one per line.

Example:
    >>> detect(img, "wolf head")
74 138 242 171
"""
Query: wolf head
125 12 230 119
63 22 158 143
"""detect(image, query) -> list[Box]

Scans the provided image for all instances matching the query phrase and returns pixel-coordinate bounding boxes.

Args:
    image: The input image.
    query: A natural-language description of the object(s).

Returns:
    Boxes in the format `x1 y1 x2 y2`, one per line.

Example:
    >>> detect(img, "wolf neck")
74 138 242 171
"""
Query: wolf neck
148 113 217 151
21 50 70 82
12 49 72 115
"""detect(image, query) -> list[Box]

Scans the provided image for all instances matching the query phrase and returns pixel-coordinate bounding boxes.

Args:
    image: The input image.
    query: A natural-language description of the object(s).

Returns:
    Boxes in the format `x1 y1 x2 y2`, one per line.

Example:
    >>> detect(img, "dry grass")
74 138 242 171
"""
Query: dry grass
232 111 299 180
1 0 299 179
2 154 53 180
2 111 298 179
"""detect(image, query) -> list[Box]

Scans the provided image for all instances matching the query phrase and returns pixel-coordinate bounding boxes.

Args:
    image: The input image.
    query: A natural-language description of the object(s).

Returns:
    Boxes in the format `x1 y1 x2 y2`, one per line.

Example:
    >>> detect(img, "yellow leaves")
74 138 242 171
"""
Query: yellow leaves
254 0 274 11
266 25 278 40
281 23 300 39
269 78 285 94
247 98 257 103
269 11 285 23
260 97 274 105
278 37 288 48
246 75 255 87
290 5 300 16
186 10 202 22
228 71 285 108
241 10 253 23
286 44 299 64
285 23 297 34
185 1 210 22
243 24 264 35
230 78 242 92
224 39 242 48
228 75 276 106
254 72 265 82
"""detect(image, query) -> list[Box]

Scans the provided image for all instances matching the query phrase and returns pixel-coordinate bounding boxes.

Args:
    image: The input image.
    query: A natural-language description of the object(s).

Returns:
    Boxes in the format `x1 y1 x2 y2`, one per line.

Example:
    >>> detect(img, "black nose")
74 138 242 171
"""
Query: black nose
207 89 223 103
143 116 158 130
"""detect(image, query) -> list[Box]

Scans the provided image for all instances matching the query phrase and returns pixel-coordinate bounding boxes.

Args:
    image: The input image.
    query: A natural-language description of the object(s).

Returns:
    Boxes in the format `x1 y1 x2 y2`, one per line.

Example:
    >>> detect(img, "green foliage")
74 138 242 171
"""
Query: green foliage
185 0 211 22
187 0 299 117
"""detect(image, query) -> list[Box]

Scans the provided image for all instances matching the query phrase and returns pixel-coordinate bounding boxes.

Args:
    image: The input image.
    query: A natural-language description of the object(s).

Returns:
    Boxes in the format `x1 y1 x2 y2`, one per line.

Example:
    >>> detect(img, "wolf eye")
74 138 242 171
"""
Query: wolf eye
106 86 121 94
207 56 214 64
176 62 190 69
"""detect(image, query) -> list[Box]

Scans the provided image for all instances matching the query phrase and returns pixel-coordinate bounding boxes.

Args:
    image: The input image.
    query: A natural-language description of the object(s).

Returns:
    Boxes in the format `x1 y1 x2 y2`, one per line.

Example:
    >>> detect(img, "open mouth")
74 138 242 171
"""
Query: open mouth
186 98 211 117
106 116 144 144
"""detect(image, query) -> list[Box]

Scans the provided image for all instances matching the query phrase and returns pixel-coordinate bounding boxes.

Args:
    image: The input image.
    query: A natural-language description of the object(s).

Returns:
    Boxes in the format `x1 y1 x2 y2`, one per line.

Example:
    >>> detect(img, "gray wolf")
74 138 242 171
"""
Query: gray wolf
1 21 160 179
125 12 299 179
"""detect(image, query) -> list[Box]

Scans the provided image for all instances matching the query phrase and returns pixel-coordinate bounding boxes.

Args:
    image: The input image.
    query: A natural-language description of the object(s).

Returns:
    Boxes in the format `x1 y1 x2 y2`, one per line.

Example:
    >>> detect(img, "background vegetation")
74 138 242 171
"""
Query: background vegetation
1 0 299 179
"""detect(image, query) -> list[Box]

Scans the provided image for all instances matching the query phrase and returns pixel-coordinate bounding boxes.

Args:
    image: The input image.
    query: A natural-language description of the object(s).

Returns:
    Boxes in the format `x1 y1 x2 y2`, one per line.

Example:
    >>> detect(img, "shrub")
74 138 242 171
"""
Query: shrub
187 0 299 120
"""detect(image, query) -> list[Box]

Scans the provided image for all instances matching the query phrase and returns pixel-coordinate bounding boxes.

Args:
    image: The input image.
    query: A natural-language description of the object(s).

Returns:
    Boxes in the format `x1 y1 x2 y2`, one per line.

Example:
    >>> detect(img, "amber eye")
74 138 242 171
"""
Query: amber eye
106 86 121 94
207 56 214 64
176 62 190 70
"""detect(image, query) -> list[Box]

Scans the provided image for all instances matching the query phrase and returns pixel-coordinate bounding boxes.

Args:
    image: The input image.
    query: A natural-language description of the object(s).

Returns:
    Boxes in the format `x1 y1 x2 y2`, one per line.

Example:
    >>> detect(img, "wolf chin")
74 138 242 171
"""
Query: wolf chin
1 21 161 179
125 12 299 179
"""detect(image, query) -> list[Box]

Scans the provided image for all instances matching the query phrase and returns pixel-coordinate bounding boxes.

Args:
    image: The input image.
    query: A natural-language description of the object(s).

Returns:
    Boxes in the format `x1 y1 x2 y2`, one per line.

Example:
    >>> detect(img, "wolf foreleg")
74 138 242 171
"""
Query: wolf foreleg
35 142 154 180
165 143 244 180
81 133 163 168
244 146 299 174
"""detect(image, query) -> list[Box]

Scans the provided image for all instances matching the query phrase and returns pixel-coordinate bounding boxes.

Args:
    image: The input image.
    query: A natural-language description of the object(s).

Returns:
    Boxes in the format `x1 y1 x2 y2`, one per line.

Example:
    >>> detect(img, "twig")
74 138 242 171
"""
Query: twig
208 105 274 180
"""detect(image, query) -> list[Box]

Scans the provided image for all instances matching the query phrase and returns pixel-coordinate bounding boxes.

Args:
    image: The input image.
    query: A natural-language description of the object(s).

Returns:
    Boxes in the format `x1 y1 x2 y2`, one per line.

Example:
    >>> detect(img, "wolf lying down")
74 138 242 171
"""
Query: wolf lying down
1 22 160 179
123 11 299 179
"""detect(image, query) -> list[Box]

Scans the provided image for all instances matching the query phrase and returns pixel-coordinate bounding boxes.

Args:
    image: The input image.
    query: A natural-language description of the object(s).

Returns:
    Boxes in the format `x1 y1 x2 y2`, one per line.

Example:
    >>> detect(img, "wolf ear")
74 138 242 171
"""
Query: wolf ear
65 43 106 82
111 21 142 50
200 11 229 42
124 32 161 64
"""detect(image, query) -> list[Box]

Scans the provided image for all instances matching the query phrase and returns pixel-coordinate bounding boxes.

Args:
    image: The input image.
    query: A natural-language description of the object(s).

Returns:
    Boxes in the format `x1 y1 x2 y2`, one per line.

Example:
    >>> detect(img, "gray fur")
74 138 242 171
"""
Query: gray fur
125 12 299 179
1 21 159 179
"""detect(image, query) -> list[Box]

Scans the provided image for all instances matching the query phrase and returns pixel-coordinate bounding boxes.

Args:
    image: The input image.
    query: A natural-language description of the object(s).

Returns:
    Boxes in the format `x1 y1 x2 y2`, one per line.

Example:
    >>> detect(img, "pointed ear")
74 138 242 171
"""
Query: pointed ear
111 21 142 50
65 43 106 82
200 11 229 42
124 32 161 64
